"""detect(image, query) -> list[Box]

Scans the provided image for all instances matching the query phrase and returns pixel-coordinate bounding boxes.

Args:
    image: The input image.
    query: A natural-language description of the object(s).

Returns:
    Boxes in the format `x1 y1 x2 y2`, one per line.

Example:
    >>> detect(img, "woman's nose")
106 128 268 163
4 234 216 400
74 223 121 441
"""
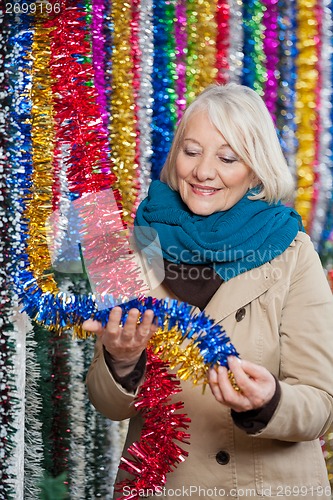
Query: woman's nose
193 156 217 181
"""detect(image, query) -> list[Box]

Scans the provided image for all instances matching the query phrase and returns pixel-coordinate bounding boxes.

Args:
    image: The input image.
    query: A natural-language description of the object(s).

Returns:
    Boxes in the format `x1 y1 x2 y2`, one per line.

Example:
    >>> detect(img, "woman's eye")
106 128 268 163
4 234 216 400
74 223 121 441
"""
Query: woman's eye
219 157 237 164
184 150 199 157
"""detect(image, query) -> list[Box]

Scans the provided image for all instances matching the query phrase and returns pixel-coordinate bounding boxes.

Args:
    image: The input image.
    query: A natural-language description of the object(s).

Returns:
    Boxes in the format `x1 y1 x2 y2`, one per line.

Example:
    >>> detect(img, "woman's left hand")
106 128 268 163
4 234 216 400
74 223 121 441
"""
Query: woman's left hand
208 356 276 412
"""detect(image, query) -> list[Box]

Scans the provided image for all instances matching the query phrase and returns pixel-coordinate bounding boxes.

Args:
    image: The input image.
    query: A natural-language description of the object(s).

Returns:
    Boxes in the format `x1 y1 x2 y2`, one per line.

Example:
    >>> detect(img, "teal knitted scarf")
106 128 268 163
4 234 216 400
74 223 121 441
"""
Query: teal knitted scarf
134 180 304 281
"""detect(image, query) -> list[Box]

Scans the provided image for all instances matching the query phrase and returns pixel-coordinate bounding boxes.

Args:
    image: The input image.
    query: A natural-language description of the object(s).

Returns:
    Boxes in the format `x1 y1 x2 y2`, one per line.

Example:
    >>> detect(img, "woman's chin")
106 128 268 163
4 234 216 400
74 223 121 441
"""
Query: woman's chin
186 202 219 216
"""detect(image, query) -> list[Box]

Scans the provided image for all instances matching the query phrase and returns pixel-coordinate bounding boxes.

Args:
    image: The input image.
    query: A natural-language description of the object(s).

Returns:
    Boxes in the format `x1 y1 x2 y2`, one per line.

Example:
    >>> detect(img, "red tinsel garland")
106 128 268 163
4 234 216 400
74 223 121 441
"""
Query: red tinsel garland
115 349 191 500
215 0 230 85
45 1 117 199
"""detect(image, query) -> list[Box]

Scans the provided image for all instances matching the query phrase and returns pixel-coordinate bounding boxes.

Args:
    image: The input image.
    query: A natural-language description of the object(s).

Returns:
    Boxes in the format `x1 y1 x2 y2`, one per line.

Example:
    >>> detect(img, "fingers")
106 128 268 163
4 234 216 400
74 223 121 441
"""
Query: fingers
208 365 228 404
137 309 157 340
208 357 276 412
106 306 125 335
82 318 103 334
82 307 157 342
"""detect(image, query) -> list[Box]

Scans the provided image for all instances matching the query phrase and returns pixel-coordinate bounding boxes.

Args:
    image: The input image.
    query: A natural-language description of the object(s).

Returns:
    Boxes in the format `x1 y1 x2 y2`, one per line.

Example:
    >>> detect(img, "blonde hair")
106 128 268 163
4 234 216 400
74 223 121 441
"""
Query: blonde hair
160 83 295 203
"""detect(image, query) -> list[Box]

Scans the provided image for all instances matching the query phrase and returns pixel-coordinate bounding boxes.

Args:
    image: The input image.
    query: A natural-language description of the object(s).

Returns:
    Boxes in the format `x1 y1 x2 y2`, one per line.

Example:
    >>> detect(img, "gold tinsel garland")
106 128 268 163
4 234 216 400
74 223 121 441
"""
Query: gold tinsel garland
26 24 58 294
186 0 218 102
294 0 319 230
109 0 138 224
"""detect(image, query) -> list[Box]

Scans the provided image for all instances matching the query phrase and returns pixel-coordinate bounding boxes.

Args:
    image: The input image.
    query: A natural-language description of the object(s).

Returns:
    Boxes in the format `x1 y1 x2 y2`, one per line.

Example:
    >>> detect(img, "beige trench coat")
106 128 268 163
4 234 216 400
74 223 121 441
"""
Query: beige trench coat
86 232 333 499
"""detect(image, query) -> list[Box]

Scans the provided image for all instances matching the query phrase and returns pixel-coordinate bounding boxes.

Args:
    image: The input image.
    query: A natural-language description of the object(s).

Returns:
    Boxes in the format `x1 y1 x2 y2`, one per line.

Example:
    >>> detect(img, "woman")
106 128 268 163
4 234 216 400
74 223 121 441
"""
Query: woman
85 83 333 499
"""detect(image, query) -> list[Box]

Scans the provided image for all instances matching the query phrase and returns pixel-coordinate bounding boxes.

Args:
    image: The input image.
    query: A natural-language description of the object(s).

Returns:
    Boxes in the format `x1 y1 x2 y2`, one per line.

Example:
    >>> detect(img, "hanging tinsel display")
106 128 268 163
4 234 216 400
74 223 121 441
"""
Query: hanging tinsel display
241 0 266 95
150 0 177 178
108 0 139 223
215 0 230 84
136 0 154 200
186 0 218 102
2 7 34 497
175 0 188 120
276 0 298 184
2 0 333 497
262 0 279 119
294 0 320 231
311 0 333 251
228 0 244 82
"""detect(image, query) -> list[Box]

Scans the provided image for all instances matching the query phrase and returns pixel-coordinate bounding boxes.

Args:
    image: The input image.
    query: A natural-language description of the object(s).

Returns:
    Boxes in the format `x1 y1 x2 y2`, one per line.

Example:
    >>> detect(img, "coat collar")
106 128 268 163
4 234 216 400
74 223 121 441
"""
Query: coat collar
150 260 278 324
203 261 278 324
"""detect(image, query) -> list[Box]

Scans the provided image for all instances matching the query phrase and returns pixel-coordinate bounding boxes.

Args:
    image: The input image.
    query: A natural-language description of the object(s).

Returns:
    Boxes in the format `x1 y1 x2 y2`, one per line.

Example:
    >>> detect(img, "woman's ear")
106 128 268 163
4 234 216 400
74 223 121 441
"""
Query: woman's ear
249 173 260 190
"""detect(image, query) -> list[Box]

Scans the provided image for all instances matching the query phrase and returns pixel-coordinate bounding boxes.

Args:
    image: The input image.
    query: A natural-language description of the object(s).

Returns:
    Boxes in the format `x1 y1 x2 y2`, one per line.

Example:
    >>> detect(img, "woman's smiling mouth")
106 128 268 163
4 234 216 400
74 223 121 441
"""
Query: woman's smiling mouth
190 184 222 195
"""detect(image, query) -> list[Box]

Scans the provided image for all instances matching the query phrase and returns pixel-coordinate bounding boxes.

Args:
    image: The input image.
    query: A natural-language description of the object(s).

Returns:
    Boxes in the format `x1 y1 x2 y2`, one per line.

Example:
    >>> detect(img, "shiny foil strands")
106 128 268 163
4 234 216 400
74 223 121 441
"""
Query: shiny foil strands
276 0 298 185
262 0 279 119
175 0 188 120
92 0 109 140
130 0 144 211
27 25 58 294
318 2 333 273
116 350 190 499
24 326 44 500
228 0 244 82
113 299 238 496
241 0 266 95
109 0 138 223
47 2 115 198
216 0 230 84
186 0 218 102
151 0 177 178
310 1 332 250
0 9 18 499
294 0 320 230
137 0 154 200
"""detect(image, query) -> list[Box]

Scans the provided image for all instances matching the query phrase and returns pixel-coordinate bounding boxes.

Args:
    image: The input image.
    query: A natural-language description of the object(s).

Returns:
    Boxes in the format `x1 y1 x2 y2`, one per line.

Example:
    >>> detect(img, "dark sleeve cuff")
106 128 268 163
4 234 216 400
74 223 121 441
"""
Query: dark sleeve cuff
103 347 147 393
231 376 281 434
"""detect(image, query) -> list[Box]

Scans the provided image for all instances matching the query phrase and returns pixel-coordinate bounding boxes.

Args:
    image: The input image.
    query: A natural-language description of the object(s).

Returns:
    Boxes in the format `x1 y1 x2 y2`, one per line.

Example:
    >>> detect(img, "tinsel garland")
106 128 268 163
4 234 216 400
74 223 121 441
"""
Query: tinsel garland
276 0 298 183
32 324 68 491
24 325 44 499
294 0 319 231
114 307 238 498
175 0 187 120
92 0 109 137
1 8 34 498
216 0 230 85
228 0 244 83
49 333 71 483
308 0 322 241
27 23 57 294
83 337 98 499
241 0 266 95
319 0 333 288
109 0 139 223
311 0 332 250
94 412 115 499
136 0 154 200
46 0 115 197
130 0 142 215
151 0 177 179
185 0 218 102
68 338 85 498
108 420 129 498
0 22 16 499
81 335 114 498
115 350 191 499
262 0 279 119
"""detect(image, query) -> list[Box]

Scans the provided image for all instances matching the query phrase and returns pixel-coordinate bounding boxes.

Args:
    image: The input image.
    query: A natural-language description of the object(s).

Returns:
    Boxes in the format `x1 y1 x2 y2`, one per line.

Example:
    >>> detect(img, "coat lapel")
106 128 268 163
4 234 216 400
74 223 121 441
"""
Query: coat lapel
204 261 278 324
149 260 278 325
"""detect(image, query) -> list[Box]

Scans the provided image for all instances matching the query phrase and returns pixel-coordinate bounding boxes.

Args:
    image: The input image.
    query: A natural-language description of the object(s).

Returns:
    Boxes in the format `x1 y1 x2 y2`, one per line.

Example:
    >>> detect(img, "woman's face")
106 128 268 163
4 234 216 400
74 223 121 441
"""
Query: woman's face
175 111 256 216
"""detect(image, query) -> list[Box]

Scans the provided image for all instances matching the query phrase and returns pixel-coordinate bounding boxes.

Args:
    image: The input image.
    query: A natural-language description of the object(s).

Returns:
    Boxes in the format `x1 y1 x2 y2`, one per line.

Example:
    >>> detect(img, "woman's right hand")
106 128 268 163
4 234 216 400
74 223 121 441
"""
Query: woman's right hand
82 306 157 364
